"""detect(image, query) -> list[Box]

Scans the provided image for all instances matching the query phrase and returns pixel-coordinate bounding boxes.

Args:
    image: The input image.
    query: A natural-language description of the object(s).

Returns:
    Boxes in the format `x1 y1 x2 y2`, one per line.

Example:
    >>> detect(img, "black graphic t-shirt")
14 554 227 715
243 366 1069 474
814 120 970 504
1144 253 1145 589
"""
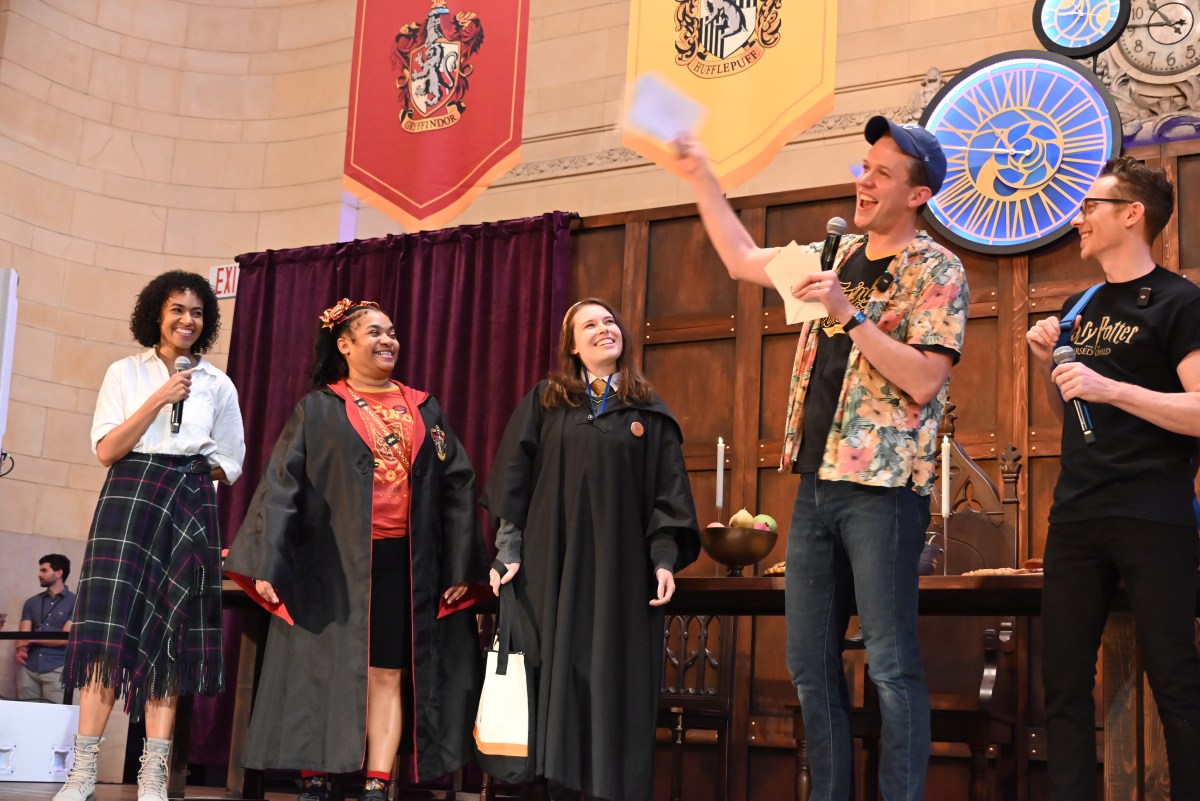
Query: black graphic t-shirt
1051 266 1200 525
794 248 892 473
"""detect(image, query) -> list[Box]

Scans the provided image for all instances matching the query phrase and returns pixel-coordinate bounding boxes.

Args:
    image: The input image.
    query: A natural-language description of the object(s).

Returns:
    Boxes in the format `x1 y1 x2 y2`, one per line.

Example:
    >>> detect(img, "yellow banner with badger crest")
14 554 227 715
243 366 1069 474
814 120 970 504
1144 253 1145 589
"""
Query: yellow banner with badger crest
625 0 837 190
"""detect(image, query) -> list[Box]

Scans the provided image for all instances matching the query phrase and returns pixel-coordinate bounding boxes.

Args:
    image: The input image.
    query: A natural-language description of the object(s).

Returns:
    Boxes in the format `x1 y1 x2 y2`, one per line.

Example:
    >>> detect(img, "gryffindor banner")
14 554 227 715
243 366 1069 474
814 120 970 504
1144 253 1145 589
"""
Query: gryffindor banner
344 0 529 230
626 0 836 190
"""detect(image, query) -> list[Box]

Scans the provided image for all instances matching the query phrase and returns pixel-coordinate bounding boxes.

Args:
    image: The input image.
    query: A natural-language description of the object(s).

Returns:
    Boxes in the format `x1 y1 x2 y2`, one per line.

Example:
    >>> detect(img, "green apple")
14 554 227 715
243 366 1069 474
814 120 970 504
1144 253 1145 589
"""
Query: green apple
752 513 778 533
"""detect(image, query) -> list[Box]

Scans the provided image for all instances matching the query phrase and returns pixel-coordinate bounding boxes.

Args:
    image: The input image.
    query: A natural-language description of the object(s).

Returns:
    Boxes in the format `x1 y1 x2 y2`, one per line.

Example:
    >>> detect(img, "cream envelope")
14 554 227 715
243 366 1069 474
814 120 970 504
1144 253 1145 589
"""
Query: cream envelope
763 242 827 325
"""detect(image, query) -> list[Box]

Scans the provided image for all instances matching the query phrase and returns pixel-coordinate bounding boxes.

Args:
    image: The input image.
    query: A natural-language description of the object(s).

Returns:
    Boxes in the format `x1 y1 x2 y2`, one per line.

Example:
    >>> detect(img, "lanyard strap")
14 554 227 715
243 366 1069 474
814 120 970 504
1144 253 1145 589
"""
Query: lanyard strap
1057 283 1104 348
344 384 412 474
589 374 613 416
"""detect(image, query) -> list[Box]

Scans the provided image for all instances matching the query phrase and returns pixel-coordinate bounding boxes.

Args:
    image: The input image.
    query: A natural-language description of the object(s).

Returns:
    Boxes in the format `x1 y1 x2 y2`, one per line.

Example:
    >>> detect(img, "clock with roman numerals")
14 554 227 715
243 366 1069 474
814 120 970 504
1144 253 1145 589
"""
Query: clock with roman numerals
919 51 1122 255
1034 0 1131 57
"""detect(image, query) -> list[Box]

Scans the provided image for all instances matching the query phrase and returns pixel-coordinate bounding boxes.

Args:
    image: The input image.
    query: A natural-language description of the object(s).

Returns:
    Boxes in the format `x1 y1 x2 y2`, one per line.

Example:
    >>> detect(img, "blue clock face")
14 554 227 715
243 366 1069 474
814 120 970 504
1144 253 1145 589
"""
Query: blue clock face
920 51 1122 255
1034 0 1131 57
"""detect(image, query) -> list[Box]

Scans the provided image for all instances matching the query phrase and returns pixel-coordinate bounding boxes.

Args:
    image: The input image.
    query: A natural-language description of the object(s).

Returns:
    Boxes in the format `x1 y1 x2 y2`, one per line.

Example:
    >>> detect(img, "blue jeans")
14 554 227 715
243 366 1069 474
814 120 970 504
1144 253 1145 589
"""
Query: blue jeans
785 474 931 801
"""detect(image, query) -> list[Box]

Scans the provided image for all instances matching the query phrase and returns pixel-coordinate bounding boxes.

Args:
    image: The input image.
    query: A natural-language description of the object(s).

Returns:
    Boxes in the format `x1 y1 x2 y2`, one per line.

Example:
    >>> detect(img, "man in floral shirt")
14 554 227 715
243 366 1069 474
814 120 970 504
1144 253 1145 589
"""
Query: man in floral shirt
675 116 968 801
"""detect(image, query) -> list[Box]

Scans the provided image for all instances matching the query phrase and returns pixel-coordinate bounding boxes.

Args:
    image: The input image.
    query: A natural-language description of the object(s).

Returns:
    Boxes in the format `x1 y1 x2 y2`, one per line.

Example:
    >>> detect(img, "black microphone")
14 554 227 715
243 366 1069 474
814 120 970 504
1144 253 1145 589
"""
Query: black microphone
171 356 191 434
820 216 847 272
1052 346 1096 445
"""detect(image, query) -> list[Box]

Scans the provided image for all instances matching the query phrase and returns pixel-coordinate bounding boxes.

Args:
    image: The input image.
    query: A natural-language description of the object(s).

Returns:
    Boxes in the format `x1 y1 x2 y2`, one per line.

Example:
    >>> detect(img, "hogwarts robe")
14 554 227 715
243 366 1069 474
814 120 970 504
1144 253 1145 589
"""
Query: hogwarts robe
223 386 487 778
482 381 700 801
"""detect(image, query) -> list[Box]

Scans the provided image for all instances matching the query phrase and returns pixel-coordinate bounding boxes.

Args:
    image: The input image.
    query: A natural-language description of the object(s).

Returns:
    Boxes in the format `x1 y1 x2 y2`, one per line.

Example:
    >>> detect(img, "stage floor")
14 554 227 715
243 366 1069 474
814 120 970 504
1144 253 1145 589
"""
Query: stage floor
2 784 295 800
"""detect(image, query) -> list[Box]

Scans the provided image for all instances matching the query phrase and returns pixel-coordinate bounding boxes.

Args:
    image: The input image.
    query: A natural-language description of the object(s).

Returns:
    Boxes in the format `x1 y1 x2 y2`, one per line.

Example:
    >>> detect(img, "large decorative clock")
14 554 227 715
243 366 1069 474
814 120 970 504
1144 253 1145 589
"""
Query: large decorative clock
919 51 1122 255
1112 0 1200 83
1034 0 1132 57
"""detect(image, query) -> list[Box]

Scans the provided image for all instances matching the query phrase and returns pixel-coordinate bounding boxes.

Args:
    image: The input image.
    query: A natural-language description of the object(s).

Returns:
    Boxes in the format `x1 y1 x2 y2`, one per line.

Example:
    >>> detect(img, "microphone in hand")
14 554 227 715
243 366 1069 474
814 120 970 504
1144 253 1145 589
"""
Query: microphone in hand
171 356 191 434
820 216 847 273
1052 345 1096 445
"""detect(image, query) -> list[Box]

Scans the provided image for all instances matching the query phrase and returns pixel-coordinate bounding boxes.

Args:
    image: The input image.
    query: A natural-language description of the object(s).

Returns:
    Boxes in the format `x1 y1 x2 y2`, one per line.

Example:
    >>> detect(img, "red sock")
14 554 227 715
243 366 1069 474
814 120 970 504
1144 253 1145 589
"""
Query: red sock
366 770 390 783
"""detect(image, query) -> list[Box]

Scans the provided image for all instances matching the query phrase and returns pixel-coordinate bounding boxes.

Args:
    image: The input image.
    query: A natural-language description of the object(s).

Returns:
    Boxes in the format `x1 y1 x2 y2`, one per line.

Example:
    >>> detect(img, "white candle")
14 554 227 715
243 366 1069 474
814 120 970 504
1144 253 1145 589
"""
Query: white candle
716 437 725 512
941 435 951 519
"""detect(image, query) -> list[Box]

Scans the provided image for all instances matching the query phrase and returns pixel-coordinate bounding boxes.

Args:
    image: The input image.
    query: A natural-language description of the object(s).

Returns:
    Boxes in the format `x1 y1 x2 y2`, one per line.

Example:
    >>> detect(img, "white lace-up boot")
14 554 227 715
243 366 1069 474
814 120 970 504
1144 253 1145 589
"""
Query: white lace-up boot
53 735 102 801
136 737 171 801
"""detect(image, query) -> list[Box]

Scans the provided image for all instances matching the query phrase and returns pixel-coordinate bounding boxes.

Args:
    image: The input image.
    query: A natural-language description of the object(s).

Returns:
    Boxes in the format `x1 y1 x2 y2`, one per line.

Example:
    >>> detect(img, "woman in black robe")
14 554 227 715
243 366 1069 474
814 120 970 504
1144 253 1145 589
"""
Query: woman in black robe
483 297 701 801
223 300 487 801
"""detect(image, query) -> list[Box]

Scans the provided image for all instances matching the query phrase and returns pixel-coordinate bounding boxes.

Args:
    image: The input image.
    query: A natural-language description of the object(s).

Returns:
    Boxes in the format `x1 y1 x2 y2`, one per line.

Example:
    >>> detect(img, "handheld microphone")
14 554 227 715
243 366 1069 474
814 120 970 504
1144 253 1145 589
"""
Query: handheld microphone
1052 346 1096 445
171 356 191 434
821 217 847 272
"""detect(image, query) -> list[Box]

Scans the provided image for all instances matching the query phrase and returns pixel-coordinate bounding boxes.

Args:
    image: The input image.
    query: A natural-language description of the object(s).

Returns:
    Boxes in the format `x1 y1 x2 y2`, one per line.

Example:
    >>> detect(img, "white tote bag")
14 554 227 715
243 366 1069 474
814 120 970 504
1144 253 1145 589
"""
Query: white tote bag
473 638 530 757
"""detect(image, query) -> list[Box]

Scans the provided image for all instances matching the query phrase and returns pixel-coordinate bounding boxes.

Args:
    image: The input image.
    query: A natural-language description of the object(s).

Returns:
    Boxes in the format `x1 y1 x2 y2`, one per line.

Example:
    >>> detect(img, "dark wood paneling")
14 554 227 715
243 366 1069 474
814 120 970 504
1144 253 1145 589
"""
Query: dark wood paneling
1026 457 1061 561
1177 152 1200 272
747 616 792 716
758 333 799 441
954 316 999 442
644 339 736 446
570 225 625 305
646 216 738 320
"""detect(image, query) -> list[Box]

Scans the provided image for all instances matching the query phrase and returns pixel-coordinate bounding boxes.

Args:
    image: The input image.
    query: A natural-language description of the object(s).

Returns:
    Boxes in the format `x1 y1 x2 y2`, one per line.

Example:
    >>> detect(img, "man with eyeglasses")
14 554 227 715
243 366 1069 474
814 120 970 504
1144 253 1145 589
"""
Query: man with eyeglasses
1026 156 1200 800
674 117 968 801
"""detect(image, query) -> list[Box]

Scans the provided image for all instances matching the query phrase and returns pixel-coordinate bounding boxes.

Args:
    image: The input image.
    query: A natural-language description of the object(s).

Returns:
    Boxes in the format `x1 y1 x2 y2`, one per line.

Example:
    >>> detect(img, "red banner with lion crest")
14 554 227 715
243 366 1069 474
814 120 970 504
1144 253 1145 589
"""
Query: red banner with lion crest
344 0 529 230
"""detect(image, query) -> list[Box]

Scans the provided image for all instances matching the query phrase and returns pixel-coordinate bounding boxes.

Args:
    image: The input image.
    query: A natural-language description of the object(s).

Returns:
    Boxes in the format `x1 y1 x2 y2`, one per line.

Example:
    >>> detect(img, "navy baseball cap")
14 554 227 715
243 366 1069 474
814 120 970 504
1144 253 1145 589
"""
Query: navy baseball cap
864 116 946 195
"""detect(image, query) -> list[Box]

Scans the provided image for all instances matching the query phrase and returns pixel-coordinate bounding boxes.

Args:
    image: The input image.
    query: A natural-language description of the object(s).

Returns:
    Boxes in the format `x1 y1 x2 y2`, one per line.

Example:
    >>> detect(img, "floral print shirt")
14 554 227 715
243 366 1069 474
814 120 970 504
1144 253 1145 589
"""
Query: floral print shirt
780 231 969 495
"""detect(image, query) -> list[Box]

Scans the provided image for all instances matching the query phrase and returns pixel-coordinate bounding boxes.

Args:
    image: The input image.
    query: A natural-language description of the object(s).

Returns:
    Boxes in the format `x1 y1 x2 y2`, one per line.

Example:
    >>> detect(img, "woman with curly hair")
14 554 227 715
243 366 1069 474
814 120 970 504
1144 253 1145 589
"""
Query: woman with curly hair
55 270 245 801
483 298 701 801
223 299 486 801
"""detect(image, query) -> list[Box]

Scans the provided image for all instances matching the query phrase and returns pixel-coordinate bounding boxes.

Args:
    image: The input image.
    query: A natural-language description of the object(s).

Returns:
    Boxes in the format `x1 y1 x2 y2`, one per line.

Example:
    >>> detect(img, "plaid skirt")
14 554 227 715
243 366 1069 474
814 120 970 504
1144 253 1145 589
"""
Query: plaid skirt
63 452 224 715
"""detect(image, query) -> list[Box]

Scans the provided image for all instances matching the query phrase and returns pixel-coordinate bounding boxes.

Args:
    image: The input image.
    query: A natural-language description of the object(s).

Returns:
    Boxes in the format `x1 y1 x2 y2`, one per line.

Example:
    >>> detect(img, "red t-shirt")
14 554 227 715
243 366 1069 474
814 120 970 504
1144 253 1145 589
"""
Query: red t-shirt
330 379 426 539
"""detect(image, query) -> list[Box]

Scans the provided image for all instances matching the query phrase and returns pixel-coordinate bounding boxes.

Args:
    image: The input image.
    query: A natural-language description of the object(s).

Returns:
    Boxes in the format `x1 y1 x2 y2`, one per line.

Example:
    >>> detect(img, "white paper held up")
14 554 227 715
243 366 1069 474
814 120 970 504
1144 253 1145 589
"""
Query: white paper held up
764 242 828 325
624 72 707 145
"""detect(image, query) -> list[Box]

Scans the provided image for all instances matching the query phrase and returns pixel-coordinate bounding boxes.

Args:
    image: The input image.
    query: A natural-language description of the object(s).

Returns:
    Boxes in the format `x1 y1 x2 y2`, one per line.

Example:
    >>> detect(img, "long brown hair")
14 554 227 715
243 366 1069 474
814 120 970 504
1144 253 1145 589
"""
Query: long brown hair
542 298 653 410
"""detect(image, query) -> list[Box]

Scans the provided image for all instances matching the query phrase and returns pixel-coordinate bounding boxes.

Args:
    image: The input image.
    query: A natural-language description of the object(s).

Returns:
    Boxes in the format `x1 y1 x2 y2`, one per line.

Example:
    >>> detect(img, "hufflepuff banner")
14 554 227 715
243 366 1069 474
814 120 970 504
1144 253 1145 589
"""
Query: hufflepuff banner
344 0 529 230
626 0 837 190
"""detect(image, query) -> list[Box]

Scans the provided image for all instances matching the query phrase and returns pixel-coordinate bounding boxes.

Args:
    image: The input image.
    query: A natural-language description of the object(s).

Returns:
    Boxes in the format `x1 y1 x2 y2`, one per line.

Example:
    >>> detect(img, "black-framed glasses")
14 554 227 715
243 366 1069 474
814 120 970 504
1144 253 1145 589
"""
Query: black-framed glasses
1079 197 1135 217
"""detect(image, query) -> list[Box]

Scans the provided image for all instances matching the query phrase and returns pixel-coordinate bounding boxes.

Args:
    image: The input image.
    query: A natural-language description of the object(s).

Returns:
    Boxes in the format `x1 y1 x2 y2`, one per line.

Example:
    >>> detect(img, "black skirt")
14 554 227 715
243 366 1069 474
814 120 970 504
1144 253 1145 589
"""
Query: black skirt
369 537 412 669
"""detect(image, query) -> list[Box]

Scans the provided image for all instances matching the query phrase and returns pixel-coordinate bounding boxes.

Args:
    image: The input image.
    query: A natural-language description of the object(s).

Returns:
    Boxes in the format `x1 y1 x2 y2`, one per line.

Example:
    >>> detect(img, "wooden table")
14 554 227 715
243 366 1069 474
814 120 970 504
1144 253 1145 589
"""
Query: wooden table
671 574 1045 616
669 573 1200 801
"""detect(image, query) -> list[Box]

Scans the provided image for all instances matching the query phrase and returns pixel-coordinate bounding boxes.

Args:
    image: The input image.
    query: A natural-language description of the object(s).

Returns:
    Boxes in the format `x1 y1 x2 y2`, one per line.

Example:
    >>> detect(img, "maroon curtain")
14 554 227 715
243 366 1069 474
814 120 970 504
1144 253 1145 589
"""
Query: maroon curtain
189 211 572 765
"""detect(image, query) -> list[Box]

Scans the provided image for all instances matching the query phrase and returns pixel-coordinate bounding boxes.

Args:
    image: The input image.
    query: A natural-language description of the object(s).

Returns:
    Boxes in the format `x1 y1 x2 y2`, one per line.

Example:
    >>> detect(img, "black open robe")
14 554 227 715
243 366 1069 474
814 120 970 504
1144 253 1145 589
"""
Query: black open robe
482 381 700 801
223 386 487 778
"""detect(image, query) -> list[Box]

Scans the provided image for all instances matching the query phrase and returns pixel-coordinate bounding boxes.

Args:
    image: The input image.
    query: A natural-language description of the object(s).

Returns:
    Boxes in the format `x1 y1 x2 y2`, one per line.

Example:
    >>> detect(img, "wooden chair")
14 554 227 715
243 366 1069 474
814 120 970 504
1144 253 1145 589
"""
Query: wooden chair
656 613 737 801
791 410 1024 801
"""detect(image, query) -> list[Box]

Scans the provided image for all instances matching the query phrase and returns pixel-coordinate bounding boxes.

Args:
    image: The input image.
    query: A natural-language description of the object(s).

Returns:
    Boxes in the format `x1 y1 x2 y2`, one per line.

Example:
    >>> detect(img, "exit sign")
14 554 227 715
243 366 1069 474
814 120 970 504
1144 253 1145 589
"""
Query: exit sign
209 263 239 299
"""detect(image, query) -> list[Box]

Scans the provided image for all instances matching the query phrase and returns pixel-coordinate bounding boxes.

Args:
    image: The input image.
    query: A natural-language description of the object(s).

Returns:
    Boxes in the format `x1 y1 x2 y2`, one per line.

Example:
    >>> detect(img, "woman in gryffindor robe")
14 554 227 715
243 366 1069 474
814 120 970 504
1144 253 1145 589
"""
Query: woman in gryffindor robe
224 299 487 801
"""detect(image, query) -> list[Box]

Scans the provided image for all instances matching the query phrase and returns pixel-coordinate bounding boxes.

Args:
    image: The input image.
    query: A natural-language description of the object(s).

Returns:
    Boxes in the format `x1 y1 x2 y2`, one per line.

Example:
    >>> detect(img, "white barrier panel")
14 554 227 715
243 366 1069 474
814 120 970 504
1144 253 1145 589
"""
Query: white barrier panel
0 699 79 782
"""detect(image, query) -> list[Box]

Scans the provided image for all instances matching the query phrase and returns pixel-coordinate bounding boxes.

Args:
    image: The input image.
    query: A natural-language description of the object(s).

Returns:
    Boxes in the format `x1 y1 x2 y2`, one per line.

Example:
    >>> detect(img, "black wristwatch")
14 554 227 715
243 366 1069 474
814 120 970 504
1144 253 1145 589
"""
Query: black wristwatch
841 310 867 333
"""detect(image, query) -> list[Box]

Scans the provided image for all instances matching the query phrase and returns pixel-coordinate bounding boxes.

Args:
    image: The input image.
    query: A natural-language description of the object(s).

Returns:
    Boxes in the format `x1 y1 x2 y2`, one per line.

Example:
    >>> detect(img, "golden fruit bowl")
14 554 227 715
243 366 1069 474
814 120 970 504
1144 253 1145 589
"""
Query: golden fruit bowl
699 525 778 577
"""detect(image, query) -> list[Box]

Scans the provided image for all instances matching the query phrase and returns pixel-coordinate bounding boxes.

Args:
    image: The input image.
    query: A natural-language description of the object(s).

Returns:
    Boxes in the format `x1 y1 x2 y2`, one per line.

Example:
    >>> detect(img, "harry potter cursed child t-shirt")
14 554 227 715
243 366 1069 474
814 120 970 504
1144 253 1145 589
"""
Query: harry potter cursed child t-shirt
1050 266 1200 526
